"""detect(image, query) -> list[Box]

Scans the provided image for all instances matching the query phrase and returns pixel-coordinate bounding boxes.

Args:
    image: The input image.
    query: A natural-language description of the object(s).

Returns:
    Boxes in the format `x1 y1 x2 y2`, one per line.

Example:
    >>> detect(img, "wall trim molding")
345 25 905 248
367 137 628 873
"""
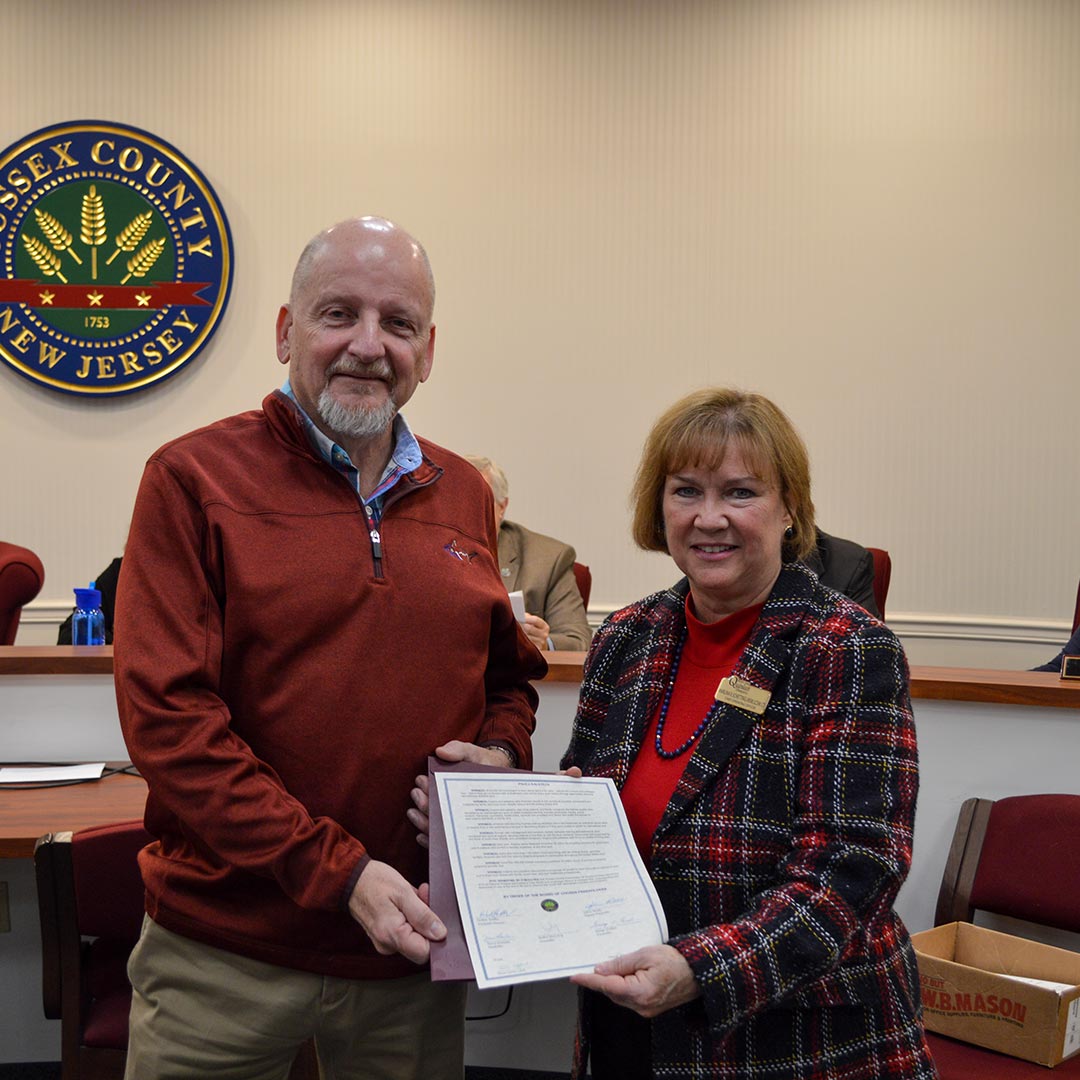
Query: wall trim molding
23 600 75 624
883 612 1071 646
586 606 1071 648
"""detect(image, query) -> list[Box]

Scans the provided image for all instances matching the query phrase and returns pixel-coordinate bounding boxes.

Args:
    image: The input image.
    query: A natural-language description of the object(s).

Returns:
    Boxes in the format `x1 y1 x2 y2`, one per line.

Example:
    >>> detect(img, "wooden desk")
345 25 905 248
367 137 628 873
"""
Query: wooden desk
0 768 147 858
5 646 1080 708
543 652 1080 708
0 644 115 675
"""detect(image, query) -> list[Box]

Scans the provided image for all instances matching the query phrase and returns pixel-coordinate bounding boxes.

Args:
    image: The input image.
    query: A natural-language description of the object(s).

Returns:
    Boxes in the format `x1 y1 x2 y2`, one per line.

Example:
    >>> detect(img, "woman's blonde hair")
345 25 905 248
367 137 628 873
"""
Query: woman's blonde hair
630 387 816 562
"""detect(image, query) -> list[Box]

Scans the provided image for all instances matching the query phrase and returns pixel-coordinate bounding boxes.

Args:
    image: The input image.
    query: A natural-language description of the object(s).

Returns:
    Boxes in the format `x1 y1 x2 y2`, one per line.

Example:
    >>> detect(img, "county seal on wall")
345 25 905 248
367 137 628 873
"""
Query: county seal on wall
0 120 233 395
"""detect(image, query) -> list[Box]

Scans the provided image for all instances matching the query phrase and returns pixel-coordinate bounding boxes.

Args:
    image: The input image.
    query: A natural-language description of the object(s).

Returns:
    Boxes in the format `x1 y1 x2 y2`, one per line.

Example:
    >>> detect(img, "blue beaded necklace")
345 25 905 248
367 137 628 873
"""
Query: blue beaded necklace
654 626 720 759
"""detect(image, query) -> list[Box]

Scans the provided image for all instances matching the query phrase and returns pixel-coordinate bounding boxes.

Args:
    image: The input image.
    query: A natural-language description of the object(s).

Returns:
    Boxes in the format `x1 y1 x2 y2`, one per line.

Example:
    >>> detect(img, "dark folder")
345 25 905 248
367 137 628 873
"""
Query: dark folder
427 755 517 982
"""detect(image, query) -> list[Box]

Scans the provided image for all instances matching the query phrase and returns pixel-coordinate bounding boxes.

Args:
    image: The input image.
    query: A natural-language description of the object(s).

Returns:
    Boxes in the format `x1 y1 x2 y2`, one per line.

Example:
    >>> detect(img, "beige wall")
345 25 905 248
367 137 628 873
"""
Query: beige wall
4 0 1078 667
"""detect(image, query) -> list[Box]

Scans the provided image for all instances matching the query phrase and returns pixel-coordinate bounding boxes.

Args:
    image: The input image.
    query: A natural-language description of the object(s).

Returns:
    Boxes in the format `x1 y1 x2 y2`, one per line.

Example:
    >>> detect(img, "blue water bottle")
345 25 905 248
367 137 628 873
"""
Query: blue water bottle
72 582 106 646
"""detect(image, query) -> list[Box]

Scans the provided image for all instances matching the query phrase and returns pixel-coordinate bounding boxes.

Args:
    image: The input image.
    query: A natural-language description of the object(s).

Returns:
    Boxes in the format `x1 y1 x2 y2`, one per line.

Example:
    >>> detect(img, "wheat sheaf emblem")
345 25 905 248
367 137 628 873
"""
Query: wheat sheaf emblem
22 186 166 285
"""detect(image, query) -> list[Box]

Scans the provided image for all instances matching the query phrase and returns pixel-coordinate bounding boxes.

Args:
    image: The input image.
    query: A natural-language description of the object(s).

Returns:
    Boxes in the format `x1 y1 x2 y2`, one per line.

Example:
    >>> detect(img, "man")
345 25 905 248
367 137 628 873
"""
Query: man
114 217 545 1080
467 455 593 651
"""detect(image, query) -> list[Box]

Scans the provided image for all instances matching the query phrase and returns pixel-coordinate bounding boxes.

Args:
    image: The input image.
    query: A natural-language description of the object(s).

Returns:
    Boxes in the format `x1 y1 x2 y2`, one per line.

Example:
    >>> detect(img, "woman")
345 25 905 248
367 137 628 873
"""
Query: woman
563 388 936 1079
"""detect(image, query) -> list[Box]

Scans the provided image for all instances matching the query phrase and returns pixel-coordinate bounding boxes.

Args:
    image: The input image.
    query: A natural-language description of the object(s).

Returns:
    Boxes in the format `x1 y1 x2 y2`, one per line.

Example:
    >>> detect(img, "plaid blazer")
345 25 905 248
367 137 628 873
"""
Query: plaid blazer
563 563 935 1078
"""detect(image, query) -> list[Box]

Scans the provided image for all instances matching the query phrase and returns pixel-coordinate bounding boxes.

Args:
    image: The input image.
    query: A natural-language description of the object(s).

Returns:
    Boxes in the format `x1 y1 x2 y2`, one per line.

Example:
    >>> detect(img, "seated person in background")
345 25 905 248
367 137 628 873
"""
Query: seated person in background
467 455 593 652
57 556 122 644
804 529 881 618
1032 624 1080 673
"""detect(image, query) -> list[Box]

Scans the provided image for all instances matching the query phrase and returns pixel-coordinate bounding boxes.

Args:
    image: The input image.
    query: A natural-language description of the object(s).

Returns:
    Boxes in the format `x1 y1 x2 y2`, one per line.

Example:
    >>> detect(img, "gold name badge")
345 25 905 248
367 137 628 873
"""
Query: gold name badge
715 675 771 715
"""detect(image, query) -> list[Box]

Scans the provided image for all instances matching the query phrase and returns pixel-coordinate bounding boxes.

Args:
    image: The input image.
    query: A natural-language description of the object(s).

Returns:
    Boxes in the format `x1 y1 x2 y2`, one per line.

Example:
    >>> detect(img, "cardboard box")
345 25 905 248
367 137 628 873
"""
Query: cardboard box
913 922 1080 1067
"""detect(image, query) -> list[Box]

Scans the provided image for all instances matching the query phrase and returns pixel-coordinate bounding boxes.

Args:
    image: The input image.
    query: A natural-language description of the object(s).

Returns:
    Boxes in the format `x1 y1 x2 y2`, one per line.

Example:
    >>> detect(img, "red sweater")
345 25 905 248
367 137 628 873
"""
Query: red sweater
114 392 545 978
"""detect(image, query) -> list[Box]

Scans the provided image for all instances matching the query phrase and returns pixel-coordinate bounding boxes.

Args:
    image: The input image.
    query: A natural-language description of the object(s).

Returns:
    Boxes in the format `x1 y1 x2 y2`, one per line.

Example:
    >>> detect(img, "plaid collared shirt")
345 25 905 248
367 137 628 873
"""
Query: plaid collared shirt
280 378 422 521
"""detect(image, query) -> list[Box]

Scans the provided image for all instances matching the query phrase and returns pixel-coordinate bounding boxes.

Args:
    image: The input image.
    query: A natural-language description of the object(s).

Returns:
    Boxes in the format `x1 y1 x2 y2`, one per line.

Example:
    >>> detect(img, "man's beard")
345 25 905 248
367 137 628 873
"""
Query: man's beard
317 388 398 440
317 361 398 439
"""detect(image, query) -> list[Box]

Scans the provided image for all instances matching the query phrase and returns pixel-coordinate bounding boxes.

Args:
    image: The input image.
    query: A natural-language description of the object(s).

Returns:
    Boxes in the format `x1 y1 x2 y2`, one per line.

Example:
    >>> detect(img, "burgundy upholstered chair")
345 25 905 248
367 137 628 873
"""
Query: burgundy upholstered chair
865 546 891 621
0 540 45 645
35 820 151 1080
35 820 322 1080
926 794 1080 1077
572 561 592 610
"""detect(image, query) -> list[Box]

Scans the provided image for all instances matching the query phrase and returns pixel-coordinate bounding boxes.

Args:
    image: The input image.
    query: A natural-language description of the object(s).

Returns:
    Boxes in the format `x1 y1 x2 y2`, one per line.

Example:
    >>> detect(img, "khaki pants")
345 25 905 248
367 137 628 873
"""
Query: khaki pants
125 917 466 1080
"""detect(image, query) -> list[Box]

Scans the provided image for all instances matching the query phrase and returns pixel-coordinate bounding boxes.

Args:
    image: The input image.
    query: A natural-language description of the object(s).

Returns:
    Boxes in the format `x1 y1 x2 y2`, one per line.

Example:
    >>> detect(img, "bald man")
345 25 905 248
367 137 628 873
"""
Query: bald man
115 218 544 1079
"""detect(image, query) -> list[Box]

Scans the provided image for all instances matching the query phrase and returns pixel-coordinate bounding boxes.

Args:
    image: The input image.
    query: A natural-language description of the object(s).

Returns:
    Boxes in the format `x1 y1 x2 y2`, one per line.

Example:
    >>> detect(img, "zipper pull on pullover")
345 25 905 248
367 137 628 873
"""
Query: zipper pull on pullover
363 504 384 577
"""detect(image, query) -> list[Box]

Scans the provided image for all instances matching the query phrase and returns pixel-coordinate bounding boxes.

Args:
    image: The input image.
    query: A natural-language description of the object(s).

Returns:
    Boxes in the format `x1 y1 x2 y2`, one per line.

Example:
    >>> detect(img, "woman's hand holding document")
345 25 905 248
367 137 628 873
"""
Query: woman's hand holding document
431 768 668 989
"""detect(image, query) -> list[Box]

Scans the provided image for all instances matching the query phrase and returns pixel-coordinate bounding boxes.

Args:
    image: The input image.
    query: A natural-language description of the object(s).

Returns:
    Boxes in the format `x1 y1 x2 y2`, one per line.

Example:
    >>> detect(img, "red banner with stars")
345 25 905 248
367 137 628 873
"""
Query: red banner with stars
0 280 212 309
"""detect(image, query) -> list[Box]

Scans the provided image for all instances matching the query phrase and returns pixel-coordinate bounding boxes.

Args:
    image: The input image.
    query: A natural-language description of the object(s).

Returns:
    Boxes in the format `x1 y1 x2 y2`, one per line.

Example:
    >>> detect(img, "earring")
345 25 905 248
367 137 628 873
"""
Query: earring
784 526 794 540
